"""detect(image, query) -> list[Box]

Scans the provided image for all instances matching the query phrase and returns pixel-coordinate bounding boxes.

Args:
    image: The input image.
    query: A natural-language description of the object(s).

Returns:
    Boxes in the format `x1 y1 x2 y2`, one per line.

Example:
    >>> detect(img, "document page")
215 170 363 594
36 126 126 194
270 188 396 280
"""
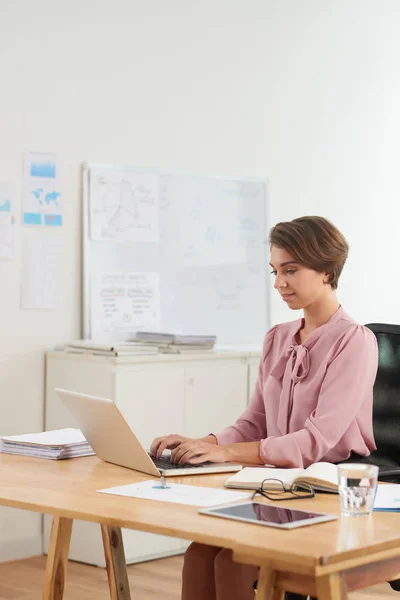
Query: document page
98 479 250 507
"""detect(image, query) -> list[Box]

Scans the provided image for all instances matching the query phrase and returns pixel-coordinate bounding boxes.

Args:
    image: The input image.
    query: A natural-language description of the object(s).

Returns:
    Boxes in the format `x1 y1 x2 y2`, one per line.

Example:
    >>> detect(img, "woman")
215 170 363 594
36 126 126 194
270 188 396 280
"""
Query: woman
150 216 378 600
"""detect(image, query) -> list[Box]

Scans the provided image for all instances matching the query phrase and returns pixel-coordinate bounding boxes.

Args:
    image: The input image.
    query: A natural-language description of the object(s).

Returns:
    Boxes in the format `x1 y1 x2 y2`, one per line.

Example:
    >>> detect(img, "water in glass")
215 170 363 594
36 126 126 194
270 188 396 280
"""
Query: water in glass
337 464 378 516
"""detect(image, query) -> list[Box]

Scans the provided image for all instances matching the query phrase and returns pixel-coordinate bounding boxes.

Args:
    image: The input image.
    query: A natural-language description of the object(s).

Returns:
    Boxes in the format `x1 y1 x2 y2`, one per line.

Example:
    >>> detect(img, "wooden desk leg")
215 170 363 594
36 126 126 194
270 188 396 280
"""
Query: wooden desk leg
43 516 73 600
256 565 285 600
101 525 131 600
316 573 347 600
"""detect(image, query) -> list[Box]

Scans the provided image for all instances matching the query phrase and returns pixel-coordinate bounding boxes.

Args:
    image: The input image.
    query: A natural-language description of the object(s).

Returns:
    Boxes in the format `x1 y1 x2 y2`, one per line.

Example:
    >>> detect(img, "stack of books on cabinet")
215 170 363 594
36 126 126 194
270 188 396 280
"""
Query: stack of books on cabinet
131 331 217 353
63 333 217 356
64 340 159 356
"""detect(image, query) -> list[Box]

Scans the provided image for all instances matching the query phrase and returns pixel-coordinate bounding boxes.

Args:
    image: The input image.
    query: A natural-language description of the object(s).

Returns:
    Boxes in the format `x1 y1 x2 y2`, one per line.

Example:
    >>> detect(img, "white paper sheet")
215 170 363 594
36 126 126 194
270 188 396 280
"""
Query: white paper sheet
21 235 62 309
0 183 15 259
23 152 63 227
89 167 159 242
0 428 87 446
91 272 160 337
98 479 251 507
374 484 400 511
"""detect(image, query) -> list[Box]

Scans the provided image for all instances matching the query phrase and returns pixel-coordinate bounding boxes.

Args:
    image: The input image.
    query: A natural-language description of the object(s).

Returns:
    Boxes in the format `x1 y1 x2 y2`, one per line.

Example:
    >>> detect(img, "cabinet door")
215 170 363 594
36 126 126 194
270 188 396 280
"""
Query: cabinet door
45 356 115 431
116 364 185 448
184 361 248 438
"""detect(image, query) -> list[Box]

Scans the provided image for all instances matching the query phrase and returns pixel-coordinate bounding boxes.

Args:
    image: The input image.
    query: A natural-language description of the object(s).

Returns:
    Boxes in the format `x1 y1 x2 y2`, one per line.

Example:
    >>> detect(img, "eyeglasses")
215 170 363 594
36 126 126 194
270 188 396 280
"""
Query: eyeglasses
251 478 315 502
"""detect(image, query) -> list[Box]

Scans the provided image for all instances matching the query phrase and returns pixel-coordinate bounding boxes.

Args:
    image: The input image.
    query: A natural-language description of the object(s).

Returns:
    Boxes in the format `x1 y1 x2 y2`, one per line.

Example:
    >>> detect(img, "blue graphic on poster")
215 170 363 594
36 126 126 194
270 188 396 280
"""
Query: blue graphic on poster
23 152 63 226
0 199 11 212
30 160 56 178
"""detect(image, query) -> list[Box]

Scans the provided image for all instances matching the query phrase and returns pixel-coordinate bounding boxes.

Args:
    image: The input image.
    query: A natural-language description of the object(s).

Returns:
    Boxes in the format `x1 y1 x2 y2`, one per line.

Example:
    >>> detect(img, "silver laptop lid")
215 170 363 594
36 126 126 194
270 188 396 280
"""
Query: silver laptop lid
55 388 160 477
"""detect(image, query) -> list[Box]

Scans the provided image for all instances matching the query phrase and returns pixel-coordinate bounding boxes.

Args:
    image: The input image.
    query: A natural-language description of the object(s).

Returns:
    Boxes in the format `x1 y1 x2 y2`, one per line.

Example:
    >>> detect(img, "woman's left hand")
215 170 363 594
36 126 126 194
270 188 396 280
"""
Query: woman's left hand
171 440 230 464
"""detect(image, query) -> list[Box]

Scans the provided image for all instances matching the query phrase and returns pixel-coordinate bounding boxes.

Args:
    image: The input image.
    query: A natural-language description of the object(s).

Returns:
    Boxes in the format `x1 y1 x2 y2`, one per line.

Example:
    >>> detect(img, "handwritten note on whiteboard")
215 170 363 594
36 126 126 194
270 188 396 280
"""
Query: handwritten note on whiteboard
91 272 160 338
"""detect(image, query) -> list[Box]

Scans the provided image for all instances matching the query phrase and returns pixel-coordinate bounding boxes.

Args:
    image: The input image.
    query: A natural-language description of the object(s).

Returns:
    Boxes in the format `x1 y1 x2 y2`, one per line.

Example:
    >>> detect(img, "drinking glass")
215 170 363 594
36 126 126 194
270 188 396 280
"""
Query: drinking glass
337 463 378 516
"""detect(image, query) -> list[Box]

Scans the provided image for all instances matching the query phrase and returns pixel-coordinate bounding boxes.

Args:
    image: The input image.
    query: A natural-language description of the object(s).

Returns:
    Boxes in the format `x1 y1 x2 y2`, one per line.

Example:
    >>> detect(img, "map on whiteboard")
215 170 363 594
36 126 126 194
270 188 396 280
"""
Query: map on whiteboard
89 168 159 242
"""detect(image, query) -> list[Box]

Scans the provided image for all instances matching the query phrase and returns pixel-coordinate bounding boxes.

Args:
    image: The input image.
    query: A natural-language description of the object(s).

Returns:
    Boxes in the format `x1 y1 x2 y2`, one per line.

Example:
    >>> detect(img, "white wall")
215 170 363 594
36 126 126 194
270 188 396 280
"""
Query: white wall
1 0 399 558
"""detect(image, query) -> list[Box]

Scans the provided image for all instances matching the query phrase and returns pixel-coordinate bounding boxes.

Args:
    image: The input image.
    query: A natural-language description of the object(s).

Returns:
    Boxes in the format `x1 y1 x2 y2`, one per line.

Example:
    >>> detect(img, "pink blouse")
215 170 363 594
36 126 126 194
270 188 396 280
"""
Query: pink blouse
214 307 378 468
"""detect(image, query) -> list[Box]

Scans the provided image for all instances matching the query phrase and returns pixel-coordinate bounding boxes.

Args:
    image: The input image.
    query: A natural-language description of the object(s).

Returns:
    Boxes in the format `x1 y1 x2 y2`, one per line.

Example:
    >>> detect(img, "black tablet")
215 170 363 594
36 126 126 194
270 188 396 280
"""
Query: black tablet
199 501 338 529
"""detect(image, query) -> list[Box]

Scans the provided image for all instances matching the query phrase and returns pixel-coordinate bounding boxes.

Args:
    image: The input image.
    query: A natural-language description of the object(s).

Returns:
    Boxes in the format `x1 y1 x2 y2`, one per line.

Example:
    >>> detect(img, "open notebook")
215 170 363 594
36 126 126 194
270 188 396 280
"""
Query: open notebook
225 462 339 493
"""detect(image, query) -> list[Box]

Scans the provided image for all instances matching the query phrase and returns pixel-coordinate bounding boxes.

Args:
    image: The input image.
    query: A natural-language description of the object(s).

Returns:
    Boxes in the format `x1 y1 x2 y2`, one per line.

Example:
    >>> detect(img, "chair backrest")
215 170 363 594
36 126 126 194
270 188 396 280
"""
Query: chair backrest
365 323 400 469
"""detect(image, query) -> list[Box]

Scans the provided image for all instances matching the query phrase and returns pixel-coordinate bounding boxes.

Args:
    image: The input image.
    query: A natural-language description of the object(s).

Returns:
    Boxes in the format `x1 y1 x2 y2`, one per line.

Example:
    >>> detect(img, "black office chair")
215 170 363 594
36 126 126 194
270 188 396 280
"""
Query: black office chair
364 323 400 593
362 323 400 480
279 324 400 599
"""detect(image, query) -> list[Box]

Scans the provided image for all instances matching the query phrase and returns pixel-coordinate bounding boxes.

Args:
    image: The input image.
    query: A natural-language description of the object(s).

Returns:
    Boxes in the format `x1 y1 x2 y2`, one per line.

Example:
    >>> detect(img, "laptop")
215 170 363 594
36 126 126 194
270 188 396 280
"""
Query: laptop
55 388 242 477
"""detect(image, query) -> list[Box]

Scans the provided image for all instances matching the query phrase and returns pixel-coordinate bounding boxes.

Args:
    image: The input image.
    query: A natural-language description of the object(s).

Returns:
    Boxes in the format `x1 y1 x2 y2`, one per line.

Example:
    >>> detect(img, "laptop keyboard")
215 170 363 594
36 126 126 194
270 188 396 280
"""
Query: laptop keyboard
150 454 211 470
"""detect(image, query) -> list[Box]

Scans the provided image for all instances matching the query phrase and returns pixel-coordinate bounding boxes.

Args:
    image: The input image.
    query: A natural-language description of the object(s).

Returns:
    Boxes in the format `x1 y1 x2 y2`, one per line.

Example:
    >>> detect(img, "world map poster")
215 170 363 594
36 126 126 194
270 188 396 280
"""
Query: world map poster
23 152 63 227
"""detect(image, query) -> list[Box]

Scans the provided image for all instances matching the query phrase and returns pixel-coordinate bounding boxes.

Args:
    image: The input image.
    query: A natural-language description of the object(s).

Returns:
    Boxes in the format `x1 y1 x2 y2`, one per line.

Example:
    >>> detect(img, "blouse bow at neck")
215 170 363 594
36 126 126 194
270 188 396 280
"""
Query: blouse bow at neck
270 343 311 434
271 343 311 383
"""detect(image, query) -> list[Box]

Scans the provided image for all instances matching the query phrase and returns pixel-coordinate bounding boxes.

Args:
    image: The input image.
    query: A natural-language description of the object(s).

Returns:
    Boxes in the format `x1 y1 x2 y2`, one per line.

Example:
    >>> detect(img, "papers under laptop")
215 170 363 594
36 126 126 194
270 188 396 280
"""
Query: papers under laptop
55 388 242 477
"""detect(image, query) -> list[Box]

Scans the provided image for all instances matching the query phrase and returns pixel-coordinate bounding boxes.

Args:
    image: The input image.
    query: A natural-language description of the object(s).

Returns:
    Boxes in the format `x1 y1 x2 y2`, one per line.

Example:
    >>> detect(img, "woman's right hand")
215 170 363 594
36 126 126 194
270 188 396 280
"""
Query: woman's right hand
150 434 193 459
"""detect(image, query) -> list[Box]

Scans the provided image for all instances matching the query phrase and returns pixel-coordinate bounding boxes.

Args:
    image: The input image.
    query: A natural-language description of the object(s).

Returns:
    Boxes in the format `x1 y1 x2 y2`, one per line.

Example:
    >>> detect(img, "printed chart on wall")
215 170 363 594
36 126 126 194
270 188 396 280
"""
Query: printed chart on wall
0 183 15 259
84 164 268 345
23 152 63 227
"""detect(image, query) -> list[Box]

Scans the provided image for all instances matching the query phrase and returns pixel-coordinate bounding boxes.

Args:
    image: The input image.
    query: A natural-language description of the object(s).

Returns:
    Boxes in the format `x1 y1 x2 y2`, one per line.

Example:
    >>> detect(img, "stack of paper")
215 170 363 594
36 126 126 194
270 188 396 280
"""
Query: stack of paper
0 428 95 460
132 331 175 345
131 331 217 353
64 340 158 356
160 344 216 354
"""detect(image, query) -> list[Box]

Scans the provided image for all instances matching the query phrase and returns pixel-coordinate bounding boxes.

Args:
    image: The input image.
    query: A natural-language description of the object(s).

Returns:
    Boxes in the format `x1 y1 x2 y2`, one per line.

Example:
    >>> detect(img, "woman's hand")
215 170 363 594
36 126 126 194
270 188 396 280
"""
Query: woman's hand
171 440 230 464
150 434 194 459
150 435 262 465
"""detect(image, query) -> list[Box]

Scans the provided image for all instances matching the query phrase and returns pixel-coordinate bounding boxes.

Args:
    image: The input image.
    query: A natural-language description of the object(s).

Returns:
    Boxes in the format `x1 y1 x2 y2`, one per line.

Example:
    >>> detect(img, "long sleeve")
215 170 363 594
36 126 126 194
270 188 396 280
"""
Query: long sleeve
213 326 278 445
259 325 378 468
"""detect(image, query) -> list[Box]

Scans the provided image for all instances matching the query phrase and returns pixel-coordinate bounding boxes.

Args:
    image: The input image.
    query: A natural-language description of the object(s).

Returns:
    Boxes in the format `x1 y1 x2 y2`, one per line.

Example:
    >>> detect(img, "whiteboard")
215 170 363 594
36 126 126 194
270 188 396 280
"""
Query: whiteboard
83 164 268 345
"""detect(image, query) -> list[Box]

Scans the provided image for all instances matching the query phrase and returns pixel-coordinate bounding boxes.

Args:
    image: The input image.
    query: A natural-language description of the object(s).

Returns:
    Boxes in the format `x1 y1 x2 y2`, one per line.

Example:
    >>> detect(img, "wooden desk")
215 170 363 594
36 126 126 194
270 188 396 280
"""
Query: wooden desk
0 454 399 600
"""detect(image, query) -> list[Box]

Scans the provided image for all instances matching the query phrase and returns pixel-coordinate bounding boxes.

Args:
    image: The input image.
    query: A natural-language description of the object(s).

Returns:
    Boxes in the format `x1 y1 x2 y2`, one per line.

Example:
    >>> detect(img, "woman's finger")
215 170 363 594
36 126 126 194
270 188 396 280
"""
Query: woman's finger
157 435 184 458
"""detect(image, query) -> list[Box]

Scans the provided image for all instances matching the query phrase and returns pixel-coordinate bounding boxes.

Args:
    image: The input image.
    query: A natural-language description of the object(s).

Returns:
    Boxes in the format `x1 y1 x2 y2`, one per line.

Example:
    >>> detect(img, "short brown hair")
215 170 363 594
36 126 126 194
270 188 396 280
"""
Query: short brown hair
269 216 349 289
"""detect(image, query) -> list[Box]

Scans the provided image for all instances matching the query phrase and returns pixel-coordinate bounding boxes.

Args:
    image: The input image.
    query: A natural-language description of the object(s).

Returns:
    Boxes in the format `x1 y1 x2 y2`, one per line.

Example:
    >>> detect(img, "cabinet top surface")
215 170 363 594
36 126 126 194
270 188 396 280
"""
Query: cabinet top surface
46 349 262 363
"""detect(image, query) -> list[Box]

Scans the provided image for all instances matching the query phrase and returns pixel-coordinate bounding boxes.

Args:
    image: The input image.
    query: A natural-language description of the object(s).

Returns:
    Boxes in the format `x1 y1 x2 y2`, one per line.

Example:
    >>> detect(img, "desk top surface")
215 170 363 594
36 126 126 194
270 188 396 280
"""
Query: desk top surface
1 454 399 571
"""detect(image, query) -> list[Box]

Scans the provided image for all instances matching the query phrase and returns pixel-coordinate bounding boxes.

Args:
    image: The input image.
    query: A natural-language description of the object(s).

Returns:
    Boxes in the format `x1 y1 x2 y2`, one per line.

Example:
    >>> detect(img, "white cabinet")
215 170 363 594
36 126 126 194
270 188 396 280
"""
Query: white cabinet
44 349 260 566
184 364 248 437
116 364 185 449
